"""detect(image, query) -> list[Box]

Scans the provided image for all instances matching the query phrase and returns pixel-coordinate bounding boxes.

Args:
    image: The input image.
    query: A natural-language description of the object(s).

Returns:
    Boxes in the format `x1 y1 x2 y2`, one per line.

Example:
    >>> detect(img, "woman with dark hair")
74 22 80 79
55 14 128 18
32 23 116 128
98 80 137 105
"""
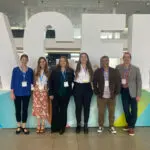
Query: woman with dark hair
10 54 33 135
48 56 74 135
32 57 50 134
73 53 93 134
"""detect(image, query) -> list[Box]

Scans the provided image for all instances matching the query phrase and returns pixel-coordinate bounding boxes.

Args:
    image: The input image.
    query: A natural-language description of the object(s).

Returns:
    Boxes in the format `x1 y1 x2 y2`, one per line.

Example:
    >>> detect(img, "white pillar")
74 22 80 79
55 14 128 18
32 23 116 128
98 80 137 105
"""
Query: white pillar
112 7 116 14
25 5 28 25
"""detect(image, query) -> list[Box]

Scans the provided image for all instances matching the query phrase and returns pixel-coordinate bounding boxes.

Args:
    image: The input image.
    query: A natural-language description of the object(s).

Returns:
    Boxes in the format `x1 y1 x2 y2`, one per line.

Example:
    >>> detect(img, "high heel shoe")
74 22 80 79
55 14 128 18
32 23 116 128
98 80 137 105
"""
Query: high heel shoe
36 125 41 134
16 127 22 135
22 128 30 135
40 126 45 133
59 128 65 135
76 125 81 134
84 125 89 134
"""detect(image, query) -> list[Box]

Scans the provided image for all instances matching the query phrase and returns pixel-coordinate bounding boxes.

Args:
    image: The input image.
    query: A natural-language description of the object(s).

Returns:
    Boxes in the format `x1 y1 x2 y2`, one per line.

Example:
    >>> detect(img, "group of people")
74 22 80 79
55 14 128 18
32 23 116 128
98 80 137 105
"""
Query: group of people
10 52 142 136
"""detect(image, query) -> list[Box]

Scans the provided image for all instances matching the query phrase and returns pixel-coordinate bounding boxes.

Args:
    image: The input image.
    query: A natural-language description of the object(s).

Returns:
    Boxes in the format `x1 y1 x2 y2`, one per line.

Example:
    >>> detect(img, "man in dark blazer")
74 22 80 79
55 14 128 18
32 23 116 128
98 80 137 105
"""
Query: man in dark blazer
93 56 121 134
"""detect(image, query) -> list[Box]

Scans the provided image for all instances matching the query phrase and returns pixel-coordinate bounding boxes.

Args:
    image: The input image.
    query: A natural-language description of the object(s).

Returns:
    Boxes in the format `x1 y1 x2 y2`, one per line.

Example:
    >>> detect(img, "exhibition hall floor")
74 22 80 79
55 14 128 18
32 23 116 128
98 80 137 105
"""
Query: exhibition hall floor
0 128 150 150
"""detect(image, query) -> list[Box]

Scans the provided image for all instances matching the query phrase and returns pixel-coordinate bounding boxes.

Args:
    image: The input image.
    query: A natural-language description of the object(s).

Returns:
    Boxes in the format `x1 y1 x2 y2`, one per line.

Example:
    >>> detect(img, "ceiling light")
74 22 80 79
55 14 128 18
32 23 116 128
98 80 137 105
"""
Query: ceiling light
21 1 25 4
146 2 150 6
71 53 80 57
114 1 119 7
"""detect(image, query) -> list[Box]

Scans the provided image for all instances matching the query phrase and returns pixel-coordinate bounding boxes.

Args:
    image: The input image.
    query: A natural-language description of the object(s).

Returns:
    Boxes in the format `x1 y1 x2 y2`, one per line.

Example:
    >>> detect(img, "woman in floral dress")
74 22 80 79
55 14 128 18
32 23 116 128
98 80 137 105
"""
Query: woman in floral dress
33 57 50 133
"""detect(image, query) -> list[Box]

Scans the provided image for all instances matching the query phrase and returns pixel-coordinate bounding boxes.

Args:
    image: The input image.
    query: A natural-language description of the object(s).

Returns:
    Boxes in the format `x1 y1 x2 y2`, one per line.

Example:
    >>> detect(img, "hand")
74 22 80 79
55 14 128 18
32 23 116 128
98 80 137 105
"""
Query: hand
10 91 15 100
31 84 34 91
136 96 140 102
44 85 48 91
49 96 54 100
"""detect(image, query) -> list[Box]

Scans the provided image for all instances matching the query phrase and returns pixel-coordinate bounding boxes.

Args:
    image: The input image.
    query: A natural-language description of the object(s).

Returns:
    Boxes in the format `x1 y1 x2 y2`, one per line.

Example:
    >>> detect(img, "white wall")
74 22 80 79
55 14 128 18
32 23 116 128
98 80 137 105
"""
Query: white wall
128 14 150 89
14 38 127 50
0 13 18 89
23 12 74 67
82 14 126 67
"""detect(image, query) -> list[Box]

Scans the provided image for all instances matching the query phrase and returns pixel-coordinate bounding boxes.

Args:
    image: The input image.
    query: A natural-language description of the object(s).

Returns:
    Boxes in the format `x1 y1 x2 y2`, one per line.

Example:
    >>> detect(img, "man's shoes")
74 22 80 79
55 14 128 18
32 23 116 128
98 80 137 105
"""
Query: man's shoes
123 126 129 131
128 128 135 136
97 126 103 133
109 127 117 134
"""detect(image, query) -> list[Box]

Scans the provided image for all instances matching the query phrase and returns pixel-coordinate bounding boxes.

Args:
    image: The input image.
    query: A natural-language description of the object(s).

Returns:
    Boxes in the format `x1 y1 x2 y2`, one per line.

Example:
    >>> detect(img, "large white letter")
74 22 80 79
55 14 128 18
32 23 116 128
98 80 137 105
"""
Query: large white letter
0 13 18 89
82 14 126 66
128 14 150 89
24 12 74 67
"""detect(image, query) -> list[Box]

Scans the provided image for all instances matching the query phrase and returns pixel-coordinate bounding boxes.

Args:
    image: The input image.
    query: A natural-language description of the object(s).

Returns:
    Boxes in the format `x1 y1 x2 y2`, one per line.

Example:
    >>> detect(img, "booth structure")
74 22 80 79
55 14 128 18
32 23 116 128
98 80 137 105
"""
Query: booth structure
0 89 150 128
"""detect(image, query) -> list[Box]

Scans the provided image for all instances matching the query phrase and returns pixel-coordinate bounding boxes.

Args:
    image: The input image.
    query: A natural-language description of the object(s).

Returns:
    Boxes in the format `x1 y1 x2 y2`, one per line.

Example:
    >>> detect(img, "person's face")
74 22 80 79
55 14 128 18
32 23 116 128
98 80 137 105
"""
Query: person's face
101 57 109 68
60 58 67 68
40 59 46 69
123 54 131 64
20 57 28 66
80 54 88 64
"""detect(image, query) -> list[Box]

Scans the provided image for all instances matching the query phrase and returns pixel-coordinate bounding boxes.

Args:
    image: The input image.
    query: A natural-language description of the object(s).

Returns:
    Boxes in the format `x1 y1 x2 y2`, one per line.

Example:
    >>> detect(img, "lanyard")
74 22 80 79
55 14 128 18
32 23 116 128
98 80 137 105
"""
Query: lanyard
123 66 130 78
62 71 66 80
20 67 27 81
22 72 26 80
40 73 44 82
124 68 129 73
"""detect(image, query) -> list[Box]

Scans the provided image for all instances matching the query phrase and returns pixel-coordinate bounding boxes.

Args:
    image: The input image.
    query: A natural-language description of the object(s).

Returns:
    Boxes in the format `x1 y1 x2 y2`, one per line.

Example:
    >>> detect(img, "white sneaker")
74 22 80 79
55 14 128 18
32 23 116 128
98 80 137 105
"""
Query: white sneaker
123 126 129 131
97 127 103 133
109 127 117 134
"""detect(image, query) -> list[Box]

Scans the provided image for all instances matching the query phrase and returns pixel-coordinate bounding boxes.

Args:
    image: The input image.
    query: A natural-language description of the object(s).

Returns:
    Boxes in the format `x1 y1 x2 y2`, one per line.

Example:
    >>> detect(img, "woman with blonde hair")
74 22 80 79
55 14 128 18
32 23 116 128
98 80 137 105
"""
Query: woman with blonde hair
32 57 50 133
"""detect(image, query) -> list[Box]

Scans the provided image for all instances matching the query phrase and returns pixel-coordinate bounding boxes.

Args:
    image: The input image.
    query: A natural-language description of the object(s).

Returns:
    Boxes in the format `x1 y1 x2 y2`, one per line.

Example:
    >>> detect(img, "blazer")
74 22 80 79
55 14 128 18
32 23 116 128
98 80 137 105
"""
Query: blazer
48 67 74 96
116 64 142 98
93 67 121 99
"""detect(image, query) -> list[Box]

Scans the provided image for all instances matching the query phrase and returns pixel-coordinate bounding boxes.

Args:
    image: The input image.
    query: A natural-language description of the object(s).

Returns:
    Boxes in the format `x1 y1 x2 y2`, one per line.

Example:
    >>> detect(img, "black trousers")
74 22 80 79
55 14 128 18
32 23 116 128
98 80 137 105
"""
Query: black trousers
121 88 137 128
51 94 70 131
73 83 93 126
14 96 30 123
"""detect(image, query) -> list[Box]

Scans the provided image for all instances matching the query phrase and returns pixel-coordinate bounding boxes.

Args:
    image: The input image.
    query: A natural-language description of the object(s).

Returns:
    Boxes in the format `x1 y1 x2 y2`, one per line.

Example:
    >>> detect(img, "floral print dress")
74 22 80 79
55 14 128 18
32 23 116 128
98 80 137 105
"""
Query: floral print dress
32 72 49 119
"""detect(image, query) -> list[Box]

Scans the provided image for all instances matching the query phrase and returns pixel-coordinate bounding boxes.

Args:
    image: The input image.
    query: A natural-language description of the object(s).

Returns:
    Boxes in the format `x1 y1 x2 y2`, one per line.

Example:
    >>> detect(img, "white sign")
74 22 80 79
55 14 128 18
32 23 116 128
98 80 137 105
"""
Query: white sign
0 12 150 89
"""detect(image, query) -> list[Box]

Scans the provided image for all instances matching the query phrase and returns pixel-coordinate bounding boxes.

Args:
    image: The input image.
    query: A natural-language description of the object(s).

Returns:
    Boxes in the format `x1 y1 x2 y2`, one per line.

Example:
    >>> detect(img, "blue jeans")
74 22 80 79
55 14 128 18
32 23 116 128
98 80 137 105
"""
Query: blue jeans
121 88 137 128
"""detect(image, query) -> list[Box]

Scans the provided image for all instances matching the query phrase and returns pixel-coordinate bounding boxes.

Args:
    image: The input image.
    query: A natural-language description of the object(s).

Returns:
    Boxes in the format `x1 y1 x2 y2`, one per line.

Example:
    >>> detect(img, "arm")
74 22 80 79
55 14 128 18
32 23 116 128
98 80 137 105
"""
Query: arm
136 67 142 98
115 65 119 70
10 68 16 100
71 69 75 83
11 68 15 90
115 69 121 95
48 70 54 97
93 70 100 95
70 69 75 93
31 69 34 85
30 69 34 91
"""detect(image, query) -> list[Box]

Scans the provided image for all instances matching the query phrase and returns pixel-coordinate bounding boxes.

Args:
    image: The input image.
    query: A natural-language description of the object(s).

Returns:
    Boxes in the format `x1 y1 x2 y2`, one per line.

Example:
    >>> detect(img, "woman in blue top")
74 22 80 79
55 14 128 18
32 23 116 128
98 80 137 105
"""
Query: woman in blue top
10 54 33 135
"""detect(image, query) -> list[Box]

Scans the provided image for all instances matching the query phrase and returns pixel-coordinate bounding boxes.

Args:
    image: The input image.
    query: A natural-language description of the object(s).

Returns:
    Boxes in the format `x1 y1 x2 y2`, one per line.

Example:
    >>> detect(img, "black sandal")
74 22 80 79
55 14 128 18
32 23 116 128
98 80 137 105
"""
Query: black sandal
22 128 30 135
16 127 22 135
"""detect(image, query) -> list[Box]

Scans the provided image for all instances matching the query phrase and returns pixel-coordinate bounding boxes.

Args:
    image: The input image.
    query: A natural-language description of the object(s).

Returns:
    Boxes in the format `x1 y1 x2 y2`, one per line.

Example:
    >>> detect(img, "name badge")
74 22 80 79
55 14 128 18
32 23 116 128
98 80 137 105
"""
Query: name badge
64 81 69 87
122 79 126 85
83 79 88 83
105 81 109 87
22 81 27 87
